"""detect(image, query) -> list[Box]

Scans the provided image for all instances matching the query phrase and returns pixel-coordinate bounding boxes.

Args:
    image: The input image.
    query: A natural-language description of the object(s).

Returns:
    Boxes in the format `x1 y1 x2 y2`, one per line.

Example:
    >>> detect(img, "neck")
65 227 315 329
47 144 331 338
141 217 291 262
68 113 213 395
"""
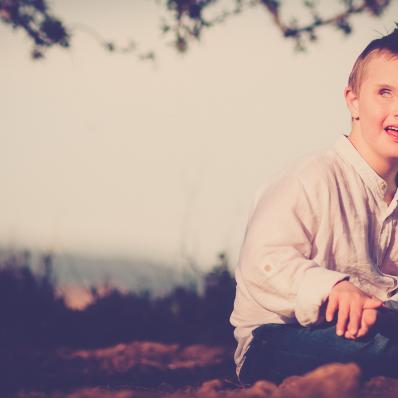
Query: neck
347 127 398 196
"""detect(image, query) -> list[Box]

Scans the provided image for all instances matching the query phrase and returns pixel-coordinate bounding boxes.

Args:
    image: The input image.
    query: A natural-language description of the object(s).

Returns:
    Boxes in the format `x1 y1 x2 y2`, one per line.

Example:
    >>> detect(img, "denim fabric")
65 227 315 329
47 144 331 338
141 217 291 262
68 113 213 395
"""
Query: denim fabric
239 311 398 385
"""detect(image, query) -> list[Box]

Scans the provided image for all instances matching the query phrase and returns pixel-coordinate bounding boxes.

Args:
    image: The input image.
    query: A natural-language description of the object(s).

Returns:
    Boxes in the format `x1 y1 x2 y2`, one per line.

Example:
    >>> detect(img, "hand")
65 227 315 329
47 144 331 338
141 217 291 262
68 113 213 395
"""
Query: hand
345 308 379 339
325 280 382 338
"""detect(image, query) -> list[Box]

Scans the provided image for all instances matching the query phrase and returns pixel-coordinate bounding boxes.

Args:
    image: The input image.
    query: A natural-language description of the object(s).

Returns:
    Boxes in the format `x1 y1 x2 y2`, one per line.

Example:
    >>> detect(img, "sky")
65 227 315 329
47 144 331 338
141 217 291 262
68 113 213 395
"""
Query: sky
1 1 398 298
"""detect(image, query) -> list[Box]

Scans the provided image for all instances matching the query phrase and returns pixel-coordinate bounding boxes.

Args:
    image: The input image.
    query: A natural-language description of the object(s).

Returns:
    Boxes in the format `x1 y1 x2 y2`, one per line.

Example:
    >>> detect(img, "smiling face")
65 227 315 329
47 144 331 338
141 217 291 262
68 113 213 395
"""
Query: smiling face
345 51 398 170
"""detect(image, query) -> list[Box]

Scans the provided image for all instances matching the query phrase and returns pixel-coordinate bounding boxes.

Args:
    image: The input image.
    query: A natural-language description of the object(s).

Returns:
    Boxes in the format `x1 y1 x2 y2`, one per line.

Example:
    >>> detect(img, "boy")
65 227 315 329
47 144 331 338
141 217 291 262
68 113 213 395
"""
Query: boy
230 27 398 385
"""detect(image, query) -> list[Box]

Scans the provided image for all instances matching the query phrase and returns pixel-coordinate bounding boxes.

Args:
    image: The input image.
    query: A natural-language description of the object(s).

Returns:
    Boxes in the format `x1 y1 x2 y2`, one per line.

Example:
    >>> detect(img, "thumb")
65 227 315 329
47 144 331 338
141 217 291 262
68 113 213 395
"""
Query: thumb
363 296 383 309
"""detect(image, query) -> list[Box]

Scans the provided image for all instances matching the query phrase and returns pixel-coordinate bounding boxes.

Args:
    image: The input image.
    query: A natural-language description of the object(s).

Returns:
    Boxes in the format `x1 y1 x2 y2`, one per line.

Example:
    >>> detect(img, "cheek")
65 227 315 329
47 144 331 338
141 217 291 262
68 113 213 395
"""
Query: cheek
359 102 386 127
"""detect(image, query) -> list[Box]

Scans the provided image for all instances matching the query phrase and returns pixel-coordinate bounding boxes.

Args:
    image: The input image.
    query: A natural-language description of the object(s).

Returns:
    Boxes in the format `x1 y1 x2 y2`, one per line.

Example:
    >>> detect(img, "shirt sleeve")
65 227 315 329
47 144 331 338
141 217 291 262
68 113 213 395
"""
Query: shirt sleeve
238 173 349 326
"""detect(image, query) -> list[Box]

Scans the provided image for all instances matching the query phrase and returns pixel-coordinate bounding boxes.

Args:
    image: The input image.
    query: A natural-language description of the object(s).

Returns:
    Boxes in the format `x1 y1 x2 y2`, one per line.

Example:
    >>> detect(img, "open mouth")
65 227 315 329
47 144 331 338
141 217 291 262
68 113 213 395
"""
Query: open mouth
385 126 398 138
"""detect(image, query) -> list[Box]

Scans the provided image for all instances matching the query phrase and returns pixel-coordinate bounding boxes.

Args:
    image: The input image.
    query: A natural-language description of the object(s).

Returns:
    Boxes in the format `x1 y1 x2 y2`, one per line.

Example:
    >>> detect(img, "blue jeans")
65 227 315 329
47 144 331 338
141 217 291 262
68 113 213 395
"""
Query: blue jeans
239 310 398 385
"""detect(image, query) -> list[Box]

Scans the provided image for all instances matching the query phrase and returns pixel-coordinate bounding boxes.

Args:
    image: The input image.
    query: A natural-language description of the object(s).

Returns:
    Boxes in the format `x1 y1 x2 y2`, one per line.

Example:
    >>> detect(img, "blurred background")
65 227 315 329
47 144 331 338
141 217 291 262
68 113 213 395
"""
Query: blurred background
1 0 398 305
1 1 398 396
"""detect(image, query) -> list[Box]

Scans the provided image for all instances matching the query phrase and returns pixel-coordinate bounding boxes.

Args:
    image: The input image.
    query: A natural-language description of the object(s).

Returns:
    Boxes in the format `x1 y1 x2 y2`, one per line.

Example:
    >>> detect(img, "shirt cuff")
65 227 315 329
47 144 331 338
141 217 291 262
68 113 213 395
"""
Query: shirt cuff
295 267 350 326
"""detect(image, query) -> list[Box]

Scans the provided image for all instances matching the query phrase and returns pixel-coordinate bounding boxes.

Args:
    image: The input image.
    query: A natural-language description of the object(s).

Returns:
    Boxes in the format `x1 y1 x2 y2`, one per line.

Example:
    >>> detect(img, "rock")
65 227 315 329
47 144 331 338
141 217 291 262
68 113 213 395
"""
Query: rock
362 376 398 398
273 363 361 398
195 379 225 398
163 378 278 398
242 380 278 397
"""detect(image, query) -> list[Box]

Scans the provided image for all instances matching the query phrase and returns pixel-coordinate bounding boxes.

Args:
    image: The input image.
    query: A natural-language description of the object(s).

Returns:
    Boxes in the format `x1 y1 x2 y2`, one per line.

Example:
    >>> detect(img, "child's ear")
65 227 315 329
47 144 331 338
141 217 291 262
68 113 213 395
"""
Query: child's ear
344 86 359 120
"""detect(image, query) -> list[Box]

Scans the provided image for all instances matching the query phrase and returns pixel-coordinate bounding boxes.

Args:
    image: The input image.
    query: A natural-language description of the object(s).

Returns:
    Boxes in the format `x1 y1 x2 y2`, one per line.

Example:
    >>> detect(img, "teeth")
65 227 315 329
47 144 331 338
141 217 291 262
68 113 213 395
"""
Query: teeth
387 126 398 132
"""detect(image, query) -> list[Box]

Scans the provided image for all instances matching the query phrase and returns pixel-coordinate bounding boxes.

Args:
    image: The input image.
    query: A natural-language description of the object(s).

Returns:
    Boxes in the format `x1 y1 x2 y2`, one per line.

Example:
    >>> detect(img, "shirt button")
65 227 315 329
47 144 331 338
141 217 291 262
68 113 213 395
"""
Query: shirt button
381 182 387 190
264 264 272 272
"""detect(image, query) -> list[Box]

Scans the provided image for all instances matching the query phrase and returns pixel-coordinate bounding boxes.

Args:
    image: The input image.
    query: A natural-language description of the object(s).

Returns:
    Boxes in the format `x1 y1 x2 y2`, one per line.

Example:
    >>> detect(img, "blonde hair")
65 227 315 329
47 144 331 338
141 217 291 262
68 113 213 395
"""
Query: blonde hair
348 25 398 95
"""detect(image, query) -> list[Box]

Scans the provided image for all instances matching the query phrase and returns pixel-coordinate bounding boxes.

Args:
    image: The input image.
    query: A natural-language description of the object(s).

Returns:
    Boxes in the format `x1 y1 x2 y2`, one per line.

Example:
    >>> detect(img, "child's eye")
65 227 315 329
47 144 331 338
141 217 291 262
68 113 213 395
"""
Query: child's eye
380 89 392 97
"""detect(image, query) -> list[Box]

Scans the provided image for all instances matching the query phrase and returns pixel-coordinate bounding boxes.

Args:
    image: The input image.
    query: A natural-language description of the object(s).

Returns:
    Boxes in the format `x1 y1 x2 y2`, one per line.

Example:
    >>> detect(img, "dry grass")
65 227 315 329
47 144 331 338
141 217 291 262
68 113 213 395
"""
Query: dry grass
12 341 398 398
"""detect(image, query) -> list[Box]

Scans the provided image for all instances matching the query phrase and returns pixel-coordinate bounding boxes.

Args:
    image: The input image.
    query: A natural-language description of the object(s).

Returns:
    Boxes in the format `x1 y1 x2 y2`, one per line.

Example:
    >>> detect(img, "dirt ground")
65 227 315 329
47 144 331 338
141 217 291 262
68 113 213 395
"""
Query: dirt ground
10 341 398 398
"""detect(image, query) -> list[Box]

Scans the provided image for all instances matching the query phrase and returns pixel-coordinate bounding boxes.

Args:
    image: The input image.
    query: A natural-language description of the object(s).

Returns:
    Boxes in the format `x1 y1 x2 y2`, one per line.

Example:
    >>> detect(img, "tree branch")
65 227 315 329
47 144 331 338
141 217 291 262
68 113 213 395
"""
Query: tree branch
0 0 393 60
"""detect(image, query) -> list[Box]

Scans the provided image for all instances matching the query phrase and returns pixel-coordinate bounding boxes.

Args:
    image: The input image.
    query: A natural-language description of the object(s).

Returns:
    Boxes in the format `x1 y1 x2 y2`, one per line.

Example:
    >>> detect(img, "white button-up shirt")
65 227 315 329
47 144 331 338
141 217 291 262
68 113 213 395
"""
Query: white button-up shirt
230 134 398 377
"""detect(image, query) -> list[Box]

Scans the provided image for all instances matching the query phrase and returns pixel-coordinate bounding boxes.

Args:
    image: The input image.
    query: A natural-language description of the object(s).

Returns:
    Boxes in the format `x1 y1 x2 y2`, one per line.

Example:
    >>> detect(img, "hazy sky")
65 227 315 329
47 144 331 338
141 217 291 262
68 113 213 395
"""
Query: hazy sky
2 1 398 274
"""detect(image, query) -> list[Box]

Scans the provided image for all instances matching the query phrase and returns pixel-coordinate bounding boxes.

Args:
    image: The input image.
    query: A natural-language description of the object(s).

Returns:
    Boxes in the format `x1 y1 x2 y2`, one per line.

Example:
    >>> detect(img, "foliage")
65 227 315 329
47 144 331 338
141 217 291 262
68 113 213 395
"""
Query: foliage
0 0 69 59
0 251 68 346
0 0 392 59
162 0 392 53
0 250 236 349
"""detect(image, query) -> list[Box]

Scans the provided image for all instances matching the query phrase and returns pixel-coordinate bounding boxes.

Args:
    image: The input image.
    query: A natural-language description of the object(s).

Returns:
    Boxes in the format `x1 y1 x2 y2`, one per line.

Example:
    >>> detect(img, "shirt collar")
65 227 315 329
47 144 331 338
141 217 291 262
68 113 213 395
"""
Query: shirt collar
333 134 389 200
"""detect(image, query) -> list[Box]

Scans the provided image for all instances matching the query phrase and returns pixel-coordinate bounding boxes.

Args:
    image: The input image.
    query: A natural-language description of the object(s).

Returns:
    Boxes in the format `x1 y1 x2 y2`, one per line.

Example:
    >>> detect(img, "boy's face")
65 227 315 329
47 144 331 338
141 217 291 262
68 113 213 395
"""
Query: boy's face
345 52 398 162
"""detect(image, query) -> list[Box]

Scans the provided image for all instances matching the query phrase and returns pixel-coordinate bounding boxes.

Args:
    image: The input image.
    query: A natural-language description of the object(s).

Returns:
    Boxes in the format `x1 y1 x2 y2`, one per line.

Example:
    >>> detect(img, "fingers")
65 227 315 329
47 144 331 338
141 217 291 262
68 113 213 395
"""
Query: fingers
356 320 369 339
352 309 378 339
336 301 349 336
347 304 362 337
347 297 380 337
325 296 338 322
344 330 357 339
326 281 381 339
356 299 381 339
326 291 358 336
